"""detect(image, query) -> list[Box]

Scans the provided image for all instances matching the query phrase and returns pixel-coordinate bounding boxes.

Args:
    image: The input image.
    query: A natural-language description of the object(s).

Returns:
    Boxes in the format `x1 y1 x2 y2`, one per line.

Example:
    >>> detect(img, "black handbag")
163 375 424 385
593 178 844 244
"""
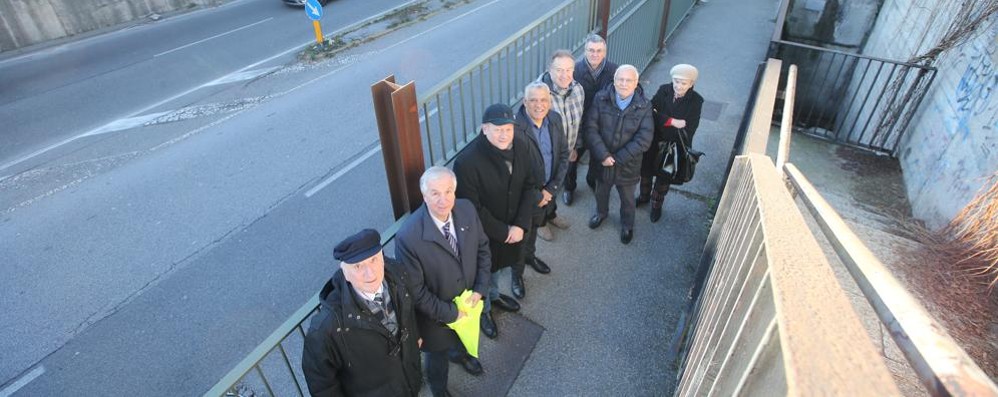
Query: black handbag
658 129 703 184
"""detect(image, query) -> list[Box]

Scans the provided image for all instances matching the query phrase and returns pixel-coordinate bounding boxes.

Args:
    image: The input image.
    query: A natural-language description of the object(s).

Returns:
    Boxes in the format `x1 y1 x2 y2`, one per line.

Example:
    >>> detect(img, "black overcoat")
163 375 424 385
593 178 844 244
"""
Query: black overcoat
301 259 422 397
514 105 570 220
640 83 705 179
453 133 539 272
582 85 655 186
395 200 491 352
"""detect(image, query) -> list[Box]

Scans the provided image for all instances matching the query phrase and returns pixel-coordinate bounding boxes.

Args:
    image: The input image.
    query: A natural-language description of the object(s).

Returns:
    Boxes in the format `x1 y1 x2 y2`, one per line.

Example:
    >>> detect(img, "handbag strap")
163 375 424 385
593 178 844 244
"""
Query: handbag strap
677 128 691 150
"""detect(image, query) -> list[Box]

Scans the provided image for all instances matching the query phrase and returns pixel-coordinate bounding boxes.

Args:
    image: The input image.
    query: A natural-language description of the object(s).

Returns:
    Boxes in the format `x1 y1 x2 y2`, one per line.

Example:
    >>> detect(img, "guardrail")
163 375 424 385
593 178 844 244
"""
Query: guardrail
678 55 998 396
675 154 900 396
782 164 998 396
417 0 596 166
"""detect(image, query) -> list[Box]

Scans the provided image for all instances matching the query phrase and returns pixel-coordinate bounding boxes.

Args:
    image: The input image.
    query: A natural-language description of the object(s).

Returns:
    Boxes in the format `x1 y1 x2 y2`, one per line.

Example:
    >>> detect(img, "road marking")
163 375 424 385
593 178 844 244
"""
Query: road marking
204 66 280 86
305 146 382 198
154 17 274 57
379 0 502 54
0 365 45 397
86 111 172 136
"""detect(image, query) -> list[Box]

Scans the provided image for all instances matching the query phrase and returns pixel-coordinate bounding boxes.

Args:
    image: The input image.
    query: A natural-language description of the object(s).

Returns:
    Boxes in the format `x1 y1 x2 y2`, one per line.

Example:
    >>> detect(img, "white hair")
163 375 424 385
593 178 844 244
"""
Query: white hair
615 64 639 80
524 82 551 99
419 165 457 194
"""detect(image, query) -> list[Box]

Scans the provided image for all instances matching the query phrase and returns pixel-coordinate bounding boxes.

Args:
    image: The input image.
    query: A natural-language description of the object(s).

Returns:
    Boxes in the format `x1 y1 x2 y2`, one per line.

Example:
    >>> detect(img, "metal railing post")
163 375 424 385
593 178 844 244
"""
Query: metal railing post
775 64 797 173
372 76 426 219
657 0 672 49
742 58 782 155
597 0 611 39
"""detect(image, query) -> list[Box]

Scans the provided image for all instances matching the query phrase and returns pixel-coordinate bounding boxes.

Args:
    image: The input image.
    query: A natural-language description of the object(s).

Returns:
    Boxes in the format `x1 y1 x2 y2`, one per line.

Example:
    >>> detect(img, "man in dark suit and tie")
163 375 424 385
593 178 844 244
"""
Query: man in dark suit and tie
395 166 492 397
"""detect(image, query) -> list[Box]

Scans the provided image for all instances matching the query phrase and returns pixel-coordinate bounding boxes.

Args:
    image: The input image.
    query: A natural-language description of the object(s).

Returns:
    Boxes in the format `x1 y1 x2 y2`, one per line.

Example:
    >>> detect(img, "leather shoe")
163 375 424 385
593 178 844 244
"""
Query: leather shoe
480 312 497 339
511 275 525 299
621 228 634 244
562 190 574 205
527 257 551 274
650 207 662 222
449 352 484 375
491 294 521 312
588 214 605 229
636 195 650 206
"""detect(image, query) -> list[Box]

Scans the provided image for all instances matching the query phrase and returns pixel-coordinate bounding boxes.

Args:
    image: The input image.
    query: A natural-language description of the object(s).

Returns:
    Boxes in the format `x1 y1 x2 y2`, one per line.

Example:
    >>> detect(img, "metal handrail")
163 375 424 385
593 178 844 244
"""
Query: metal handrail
782 163 998 396
772 39 937 69
417 0 590 104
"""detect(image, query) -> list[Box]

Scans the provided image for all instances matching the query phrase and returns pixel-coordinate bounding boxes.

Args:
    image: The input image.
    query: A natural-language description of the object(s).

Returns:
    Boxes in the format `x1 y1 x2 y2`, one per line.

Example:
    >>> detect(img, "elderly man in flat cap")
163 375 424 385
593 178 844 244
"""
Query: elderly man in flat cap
638 64 704 222
302 229 422 397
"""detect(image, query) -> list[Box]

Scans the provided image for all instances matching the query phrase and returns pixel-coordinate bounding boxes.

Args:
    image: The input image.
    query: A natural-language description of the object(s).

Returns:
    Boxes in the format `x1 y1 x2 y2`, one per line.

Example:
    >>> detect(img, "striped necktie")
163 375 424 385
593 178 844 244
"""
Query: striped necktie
442 221 459 256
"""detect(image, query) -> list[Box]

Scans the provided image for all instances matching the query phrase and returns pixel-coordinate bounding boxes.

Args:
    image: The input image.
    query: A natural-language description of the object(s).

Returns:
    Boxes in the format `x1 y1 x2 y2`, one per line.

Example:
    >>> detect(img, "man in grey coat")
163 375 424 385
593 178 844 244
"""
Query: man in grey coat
395 166 492 397
583 65 654 245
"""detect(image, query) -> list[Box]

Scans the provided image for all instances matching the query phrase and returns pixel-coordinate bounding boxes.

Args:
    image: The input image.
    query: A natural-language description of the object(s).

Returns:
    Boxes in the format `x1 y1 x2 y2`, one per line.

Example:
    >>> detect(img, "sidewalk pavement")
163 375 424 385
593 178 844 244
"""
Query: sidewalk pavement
486 0 780 394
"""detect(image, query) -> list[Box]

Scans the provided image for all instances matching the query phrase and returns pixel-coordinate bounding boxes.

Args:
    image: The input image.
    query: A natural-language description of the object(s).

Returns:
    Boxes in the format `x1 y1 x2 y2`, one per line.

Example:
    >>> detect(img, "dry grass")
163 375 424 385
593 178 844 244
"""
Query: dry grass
938 172 998 290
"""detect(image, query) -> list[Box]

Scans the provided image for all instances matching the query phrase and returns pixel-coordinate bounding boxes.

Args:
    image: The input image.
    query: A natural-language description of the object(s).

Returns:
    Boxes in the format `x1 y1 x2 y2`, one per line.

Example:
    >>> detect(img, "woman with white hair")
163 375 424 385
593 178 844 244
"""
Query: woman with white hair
637 63 704 222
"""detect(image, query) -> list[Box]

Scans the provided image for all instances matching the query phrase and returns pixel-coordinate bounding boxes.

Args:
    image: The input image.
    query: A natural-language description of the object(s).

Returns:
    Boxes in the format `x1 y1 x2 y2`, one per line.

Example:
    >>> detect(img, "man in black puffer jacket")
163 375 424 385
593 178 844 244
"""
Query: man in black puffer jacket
302 229 422 397
582 65 654 245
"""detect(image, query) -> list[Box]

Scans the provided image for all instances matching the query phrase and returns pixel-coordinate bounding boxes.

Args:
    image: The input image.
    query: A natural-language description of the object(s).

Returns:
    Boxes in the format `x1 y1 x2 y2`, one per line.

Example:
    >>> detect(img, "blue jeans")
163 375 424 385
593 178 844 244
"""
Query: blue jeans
482 270 500 313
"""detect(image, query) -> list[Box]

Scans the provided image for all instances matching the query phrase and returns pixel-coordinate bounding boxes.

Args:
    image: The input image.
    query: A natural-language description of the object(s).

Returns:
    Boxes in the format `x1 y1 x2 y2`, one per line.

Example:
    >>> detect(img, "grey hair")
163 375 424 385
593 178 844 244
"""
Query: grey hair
549 49 574 66
419 165 457 194
615 64 639 79
584 33 606 46
524 82 551 99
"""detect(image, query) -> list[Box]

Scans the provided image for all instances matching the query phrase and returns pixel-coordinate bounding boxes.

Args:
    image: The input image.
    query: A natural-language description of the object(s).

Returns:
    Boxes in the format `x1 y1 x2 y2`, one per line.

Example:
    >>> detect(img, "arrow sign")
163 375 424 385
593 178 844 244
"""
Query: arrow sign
305 0 323 21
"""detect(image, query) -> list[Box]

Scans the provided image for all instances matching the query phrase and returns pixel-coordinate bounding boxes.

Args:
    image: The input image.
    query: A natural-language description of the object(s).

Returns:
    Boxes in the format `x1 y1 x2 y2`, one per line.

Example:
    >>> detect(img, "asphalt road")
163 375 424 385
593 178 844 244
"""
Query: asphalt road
0 0 409 174
0 0 561 394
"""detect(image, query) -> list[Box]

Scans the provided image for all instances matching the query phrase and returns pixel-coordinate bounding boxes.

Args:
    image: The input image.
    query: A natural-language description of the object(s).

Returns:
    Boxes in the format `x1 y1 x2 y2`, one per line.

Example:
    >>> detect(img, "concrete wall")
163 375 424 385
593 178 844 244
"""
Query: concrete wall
0 0 225 52
783 0 882 49
861 0 998 229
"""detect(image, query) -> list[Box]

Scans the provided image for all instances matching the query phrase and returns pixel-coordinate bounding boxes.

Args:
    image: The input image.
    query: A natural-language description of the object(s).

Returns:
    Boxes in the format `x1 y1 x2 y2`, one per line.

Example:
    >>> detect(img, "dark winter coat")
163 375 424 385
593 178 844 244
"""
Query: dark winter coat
575 58 619 114
395 199 492 352
514 105 570 219
582 85 655 186
453 133 540 272
301 259 422 397
640 84 704 179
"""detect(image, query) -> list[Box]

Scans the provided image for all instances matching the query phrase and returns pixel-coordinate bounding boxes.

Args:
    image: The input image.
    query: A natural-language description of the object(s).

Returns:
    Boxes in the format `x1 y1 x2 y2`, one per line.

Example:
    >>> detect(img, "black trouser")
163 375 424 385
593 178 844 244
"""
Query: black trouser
425 347 467 397
595 179 637 230
564 147 597 192
519 202 554 274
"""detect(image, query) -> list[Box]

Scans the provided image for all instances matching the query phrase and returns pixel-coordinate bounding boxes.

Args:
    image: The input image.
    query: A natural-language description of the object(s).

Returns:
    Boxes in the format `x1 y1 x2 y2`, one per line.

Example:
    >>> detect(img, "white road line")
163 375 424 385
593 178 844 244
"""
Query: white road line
378 0 502 54
154 17 273 57
305 146 382 198
204 66 280 86
0 1 417 175
0 365 45 397
85 111 172 136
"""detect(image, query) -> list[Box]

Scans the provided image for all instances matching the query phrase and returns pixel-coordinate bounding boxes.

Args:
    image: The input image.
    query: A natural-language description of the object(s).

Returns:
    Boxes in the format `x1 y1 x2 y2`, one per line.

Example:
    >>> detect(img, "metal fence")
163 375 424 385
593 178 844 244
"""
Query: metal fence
419 0 674 167
417 0 595 166
768 40 937 156
674 155 901 396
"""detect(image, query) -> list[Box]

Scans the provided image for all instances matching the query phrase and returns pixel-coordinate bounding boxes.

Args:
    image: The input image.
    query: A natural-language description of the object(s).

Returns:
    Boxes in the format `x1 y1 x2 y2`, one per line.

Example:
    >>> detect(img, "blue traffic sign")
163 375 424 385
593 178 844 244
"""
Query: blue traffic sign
304 0 323 20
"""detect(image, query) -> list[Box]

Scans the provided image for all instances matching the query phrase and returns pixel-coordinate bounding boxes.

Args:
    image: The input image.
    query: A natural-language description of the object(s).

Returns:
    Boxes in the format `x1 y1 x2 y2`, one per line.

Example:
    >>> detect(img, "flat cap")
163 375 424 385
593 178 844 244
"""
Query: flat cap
333 229 382 264
670 64 699 82
482 103 515 125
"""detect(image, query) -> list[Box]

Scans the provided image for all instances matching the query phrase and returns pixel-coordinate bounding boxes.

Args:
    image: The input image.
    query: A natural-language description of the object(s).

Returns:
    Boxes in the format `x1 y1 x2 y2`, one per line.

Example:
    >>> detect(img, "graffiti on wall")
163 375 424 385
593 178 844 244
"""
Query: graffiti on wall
952 28 998 138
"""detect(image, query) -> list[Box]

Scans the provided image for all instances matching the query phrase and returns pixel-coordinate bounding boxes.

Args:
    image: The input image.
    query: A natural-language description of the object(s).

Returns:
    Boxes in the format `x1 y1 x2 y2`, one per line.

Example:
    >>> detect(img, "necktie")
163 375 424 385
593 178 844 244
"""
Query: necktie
442 222 459 256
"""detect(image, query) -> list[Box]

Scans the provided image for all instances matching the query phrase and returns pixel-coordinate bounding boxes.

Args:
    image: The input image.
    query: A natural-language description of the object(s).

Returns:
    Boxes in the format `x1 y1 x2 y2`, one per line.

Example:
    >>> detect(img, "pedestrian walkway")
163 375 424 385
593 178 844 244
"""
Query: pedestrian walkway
437 0 781 394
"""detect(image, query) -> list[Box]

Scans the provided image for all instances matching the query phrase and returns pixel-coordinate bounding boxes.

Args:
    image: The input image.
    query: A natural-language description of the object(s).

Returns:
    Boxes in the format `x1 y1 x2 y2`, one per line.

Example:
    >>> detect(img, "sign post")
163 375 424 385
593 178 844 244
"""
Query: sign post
304 0 324 44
